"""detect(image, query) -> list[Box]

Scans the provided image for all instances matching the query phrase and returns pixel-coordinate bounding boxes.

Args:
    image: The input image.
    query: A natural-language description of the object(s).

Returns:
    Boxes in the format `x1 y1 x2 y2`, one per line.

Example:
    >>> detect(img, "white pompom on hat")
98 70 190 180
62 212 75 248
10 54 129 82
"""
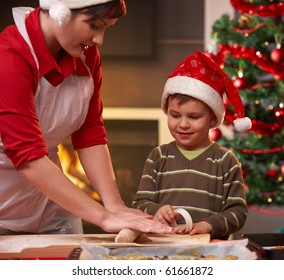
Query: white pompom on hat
161 50 252 132
40 0 115 25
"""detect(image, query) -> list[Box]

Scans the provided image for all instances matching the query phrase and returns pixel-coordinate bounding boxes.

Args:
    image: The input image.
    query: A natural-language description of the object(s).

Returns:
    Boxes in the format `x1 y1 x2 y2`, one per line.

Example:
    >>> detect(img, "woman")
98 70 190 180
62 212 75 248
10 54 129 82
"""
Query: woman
0 0 172 235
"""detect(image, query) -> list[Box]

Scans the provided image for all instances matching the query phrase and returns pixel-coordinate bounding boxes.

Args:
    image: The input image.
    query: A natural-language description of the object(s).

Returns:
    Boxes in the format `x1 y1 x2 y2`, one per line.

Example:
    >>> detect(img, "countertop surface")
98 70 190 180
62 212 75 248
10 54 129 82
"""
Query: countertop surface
0 233 211 259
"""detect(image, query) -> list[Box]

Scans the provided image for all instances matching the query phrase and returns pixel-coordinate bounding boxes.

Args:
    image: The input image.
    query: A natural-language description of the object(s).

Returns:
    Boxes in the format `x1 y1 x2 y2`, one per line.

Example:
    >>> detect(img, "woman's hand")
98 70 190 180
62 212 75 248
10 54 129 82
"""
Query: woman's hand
100 210 173 234
109 204 150 217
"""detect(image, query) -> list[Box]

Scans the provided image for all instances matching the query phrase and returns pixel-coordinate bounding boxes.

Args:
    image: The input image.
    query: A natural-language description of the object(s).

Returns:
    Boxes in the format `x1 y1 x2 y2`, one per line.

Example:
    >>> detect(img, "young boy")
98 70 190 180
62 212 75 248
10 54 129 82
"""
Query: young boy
132 50 252 239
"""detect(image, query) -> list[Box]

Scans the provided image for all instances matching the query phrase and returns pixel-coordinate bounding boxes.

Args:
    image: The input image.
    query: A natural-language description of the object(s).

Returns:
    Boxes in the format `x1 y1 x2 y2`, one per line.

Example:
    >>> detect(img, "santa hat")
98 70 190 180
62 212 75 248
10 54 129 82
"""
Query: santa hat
40 0 115 26
161 50 252 132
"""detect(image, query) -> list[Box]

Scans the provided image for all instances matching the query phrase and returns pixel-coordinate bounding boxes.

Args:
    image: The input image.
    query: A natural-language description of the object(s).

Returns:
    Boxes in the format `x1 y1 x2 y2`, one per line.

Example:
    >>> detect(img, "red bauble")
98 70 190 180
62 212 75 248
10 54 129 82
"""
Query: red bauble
274 108 284 120
270 48 284 63
209 128 222 141
266 168 278 179
233 77 248 89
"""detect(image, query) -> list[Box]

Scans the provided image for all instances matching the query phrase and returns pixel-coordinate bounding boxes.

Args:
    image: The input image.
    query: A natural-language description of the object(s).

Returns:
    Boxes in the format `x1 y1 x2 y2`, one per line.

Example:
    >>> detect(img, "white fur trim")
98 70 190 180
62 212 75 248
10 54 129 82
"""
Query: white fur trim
161 76 225 127
40 0 114 10
40 0 115 25
233 117 252 132
49 2 71 25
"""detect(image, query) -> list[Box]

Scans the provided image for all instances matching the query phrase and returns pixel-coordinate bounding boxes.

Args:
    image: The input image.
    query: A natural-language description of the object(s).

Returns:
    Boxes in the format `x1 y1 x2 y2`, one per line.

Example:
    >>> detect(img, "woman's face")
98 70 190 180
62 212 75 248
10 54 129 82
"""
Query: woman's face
49 13 118 57
167 97 217 151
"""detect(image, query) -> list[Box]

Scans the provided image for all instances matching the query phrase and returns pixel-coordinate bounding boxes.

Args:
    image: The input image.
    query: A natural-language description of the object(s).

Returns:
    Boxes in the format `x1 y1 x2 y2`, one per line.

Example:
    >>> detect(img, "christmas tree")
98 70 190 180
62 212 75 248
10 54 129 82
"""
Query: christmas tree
205 0 284 207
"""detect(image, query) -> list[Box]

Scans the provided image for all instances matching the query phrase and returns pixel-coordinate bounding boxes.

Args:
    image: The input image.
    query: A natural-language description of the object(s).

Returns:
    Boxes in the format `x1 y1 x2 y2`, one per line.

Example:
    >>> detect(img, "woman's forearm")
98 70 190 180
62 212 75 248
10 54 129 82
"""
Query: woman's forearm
78 144 126 211
18 155 109 228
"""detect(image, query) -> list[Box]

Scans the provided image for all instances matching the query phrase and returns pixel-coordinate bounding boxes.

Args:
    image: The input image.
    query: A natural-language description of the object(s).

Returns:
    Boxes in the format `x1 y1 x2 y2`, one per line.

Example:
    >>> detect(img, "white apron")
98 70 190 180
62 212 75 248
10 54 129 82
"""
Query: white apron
0 7 94 234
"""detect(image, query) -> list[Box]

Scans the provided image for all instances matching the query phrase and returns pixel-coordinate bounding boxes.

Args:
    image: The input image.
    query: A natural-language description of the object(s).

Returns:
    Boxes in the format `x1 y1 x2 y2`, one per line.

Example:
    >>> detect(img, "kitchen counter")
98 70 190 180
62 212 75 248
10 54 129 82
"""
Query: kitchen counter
0 233 211 259
0 234 97 259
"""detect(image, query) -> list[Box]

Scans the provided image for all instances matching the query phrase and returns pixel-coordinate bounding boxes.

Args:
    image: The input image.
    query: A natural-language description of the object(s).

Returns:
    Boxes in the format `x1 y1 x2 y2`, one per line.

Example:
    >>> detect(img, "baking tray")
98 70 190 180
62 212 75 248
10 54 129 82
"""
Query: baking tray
79 239 257 260
242 233 284 260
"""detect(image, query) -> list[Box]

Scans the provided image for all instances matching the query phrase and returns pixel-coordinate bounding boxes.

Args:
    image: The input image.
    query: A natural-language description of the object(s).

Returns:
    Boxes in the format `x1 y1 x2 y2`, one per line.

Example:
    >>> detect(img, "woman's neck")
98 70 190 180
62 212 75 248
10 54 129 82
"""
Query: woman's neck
39 10 62 60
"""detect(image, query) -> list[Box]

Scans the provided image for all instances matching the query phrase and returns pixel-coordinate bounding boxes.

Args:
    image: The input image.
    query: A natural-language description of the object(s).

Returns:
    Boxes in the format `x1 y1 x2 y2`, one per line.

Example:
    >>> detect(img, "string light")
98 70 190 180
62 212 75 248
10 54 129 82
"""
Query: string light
256 51 261 57
236 146 284 154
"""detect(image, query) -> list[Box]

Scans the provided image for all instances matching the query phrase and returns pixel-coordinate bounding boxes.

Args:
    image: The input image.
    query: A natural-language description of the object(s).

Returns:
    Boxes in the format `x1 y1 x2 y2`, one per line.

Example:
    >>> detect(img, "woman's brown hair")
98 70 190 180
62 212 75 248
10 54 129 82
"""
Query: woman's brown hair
72 0 127 21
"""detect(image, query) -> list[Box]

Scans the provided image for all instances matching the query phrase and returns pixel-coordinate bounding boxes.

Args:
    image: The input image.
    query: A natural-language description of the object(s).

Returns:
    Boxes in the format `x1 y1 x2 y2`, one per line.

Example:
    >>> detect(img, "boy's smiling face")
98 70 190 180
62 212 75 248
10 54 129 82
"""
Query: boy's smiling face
167 95 217 151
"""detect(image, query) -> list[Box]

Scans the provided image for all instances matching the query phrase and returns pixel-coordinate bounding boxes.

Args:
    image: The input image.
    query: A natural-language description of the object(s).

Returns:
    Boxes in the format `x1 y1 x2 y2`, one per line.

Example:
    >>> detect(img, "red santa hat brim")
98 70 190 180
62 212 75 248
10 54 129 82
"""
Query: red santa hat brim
40 0 115 10
162 76 225 127
40 0 115 25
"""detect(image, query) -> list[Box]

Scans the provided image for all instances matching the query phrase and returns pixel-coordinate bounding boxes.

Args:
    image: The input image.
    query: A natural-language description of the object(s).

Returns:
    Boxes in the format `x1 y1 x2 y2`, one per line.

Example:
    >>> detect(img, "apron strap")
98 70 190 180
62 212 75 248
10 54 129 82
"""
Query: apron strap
12 7 39 68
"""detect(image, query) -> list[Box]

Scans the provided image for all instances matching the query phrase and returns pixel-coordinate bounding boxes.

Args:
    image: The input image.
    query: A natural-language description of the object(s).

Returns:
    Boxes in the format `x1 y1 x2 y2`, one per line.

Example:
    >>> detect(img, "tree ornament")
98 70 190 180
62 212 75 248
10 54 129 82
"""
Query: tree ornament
238 14 251 27
233 65 248 89
209 128 222 141
233 77 248 89
271 48 284 64
270 34 284 64
274 108 284 120
266 168 278 179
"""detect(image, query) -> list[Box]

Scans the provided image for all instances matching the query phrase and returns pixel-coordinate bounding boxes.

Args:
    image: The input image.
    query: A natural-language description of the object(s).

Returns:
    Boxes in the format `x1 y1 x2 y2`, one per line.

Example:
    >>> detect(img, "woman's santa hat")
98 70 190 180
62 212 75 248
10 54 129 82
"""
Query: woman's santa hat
40 0 115 25
161 50 252 132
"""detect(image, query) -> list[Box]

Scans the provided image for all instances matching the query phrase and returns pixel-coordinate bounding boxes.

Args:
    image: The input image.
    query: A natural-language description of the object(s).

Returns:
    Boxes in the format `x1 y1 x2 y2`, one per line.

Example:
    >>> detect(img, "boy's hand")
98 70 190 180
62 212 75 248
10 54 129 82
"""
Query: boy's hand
172 224 187 234
189 221 212 235
154 205 176 225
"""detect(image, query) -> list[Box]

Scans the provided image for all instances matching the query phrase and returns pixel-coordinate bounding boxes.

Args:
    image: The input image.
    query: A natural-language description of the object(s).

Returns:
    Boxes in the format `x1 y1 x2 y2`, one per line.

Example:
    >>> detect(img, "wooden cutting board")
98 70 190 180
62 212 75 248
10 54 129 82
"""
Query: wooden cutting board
0 234 90 258
145 233 210 245
84 233 210 247
0 233 210 258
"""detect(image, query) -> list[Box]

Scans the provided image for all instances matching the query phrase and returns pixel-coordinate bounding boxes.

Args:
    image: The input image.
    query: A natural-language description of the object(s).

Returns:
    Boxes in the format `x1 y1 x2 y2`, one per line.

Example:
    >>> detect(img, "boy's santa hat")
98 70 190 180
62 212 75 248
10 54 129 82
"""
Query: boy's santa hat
161 50 252 132
40 0 115 25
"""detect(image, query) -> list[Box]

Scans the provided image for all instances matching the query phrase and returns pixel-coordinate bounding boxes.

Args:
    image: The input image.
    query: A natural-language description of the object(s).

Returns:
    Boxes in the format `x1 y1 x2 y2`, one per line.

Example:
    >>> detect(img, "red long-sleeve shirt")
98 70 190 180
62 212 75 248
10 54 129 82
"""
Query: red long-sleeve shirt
0 8 107 169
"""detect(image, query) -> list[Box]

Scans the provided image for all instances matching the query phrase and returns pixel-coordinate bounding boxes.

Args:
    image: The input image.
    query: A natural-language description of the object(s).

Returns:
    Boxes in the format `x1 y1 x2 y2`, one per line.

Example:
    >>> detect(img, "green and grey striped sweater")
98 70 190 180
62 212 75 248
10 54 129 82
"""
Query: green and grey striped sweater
132 141 248 239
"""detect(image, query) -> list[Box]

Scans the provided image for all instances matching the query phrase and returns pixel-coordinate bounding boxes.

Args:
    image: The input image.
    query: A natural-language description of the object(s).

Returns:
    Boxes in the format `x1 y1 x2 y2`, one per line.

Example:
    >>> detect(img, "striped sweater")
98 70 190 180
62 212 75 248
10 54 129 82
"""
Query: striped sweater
132 141 248 239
